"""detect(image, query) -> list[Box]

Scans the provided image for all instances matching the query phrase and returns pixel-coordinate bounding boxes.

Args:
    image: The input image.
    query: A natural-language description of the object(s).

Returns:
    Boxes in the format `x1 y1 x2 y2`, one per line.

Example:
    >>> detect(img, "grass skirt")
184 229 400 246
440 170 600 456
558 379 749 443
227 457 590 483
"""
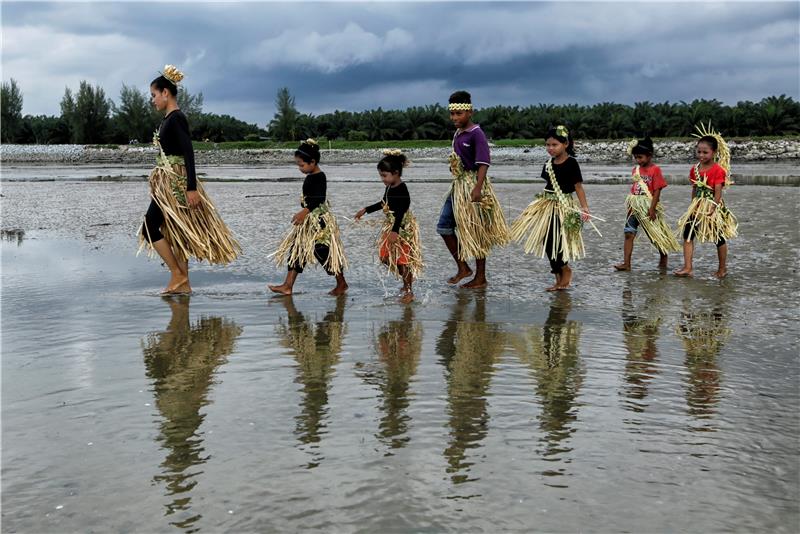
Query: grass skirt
676 196 738 244
448 154 510 261
510 192 585 262
272 202 348 275
138 160 241 264
625 195 680 253
377 210 423 280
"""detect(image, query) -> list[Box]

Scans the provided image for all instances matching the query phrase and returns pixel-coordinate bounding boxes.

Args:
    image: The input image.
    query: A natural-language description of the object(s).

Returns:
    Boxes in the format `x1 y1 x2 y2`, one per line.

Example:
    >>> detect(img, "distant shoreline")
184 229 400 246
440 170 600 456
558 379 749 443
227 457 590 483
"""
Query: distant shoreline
2 138 799 166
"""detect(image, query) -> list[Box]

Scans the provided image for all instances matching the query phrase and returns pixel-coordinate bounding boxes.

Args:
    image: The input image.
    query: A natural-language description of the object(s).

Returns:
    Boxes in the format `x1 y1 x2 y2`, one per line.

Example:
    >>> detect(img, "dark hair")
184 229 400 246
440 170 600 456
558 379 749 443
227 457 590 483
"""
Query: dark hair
295 140 321 164
150 75 178 97
449 90 471 105
545 126 576 156
696 135 718 151
377 153 408 176
632 136 654 156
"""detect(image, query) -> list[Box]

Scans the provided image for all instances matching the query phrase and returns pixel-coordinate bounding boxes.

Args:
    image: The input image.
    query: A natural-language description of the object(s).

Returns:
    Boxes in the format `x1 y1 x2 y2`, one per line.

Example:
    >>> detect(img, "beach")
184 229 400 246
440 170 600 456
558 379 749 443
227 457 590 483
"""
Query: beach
1 163 798 531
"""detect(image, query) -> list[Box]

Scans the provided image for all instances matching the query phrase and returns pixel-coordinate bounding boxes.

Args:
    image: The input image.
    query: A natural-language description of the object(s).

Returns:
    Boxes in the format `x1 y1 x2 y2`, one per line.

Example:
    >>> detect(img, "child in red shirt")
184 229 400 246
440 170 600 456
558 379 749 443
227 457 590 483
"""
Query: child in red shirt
674 127 738 278
614 137 678 271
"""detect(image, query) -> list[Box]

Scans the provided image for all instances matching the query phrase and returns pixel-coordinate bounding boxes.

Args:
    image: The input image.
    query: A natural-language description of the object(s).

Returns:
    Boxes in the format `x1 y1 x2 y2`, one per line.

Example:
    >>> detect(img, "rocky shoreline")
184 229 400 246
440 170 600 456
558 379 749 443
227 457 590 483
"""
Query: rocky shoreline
2 138 798 165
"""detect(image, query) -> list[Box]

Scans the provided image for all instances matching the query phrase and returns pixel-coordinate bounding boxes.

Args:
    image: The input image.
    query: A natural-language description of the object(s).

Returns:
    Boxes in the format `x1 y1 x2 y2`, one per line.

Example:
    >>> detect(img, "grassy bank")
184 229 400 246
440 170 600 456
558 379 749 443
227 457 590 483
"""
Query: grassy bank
183 135 797 151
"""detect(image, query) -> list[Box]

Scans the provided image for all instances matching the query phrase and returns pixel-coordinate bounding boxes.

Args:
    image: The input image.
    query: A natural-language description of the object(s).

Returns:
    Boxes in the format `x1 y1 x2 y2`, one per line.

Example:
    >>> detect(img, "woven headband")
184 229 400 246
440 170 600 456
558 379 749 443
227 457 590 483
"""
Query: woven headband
448 103 473 111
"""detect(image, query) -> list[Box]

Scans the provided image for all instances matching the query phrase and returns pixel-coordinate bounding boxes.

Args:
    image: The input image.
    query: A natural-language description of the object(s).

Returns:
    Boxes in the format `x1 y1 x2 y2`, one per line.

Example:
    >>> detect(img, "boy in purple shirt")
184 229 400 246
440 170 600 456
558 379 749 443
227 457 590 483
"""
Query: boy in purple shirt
437 90 509 288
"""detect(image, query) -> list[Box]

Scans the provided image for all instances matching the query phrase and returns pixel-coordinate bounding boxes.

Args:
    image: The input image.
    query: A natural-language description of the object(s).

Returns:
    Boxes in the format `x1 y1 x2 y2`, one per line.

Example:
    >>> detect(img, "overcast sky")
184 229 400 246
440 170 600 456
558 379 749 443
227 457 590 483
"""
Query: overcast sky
2 1 798 125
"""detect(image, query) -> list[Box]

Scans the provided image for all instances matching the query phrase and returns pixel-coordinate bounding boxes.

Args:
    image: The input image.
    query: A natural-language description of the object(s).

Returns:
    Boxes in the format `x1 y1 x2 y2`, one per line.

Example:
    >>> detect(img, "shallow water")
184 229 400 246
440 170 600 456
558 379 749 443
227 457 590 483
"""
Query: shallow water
1 178 799 532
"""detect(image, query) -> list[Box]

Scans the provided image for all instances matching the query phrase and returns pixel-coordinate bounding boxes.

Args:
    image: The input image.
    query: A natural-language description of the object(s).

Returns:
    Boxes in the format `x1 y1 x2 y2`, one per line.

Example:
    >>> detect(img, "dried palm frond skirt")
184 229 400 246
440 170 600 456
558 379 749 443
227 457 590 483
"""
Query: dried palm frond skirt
625 194 680 254
377 210 423 279
448 154 510 261
510 192 585 262
138 158 241 264
271 202 348 275
676 195 738 244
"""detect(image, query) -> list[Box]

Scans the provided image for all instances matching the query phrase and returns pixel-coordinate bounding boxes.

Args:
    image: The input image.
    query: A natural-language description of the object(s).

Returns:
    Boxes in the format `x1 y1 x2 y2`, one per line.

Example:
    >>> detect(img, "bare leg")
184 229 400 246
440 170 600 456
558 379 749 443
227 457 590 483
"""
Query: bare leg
399 264 414 303
714 244 728 278
174 258 192 293
614 233 635 271
557 264 573 290
658 252 668 270
546 272 562 292
329 273 349 296
461 258 487 288
441 234 472 284
674 240 694 276
269 269 299 295
153 238 188 293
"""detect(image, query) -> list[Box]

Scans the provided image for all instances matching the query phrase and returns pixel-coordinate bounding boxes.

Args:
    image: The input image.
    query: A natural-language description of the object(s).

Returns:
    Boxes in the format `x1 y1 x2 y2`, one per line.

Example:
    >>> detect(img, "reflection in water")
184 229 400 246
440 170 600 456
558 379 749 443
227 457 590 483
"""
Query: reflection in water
275 295 346 468
357 306 422 454
438 293 505 485
1 228 25 245
676 293 731 428
620 278 666 412
513 293 583 478
142 296 242 531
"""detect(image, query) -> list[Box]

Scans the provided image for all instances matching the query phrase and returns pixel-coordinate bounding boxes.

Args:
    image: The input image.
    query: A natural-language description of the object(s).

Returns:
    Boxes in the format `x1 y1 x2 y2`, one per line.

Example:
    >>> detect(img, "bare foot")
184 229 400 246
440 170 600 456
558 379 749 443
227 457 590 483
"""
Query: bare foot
329 283 348 296
713 269 727 279
399 291 414 304
673 267 693 277
447 269 473 284
460 277 487 289
545 284 559 292
557 266 573 290
268 283 293 295
162 272 188 294
169 280 192 295
614 263 631 271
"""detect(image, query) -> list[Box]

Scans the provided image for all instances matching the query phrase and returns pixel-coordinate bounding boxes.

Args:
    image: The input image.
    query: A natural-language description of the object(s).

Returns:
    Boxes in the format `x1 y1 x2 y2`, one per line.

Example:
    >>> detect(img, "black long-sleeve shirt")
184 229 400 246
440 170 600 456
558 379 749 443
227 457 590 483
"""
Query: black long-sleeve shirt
365 182 410 233
159 110 197 191
301 171 327 211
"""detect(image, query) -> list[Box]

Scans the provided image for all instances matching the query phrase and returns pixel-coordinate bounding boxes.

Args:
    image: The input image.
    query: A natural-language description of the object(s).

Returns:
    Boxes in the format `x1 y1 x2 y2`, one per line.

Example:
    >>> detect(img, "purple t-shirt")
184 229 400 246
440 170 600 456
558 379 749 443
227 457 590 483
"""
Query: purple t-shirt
453 125 491 171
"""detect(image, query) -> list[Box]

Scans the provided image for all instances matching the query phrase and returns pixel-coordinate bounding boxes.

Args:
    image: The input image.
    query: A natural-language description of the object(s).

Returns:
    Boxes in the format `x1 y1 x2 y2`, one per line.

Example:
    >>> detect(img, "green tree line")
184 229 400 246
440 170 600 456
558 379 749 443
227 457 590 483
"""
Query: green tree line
1 78 263 144
2 79 798 145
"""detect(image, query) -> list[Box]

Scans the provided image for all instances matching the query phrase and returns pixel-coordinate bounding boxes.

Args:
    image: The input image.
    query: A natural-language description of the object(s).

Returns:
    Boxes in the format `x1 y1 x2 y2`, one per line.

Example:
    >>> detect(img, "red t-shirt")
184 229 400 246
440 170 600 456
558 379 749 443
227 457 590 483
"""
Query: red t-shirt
630 164 667 195
689 163 727 188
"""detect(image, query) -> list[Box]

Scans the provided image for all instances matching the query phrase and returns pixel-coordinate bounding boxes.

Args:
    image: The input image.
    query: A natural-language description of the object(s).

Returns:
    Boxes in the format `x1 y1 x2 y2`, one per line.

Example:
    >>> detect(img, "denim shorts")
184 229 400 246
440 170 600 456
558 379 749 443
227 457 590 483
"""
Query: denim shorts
624 214 640 234
436 194 456 236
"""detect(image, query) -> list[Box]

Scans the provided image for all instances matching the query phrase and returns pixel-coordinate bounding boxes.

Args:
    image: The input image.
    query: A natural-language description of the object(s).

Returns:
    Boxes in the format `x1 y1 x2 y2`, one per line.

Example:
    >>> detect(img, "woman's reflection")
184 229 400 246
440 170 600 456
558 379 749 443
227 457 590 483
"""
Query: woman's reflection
439 293 505 485
275 295 346 468
142 296 242 530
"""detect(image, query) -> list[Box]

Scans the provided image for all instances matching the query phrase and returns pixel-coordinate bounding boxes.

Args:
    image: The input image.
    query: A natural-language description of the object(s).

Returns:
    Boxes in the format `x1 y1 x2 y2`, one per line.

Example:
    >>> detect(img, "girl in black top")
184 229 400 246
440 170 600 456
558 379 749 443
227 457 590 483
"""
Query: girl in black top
355 150 422 303
140 65 240 294
510 126 591 291
269 140 349 296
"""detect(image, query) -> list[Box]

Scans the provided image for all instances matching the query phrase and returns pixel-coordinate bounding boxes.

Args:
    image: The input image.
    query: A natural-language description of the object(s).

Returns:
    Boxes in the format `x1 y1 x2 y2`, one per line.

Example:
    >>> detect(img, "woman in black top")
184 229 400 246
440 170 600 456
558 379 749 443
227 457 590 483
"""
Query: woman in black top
269 139 349 296
510 126 591 291
140 65 240 294
355 150 422 303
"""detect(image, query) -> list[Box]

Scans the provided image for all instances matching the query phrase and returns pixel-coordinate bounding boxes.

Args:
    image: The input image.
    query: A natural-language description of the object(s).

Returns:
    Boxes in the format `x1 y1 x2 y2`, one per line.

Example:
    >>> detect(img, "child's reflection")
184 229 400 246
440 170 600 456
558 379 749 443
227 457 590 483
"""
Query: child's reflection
275 295 346 468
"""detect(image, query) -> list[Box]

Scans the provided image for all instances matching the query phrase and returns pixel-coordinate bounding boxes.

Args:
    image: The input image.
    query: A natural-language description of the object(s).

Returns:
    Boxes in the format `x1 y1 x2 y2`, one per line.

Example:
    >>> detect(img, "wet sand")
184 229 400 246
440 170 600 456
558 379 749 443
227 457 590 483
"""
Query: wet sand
1 176 799 532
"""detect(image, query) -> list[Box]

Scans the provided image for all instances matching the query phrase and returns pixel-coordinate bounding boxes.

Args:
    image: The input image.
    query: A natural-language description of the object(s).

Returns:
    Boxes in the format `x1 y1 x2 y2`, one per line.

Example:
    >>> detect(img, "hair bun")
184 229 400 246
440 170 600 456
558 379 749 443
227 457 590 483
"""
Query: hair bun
161 65 184 85
304 138 319 147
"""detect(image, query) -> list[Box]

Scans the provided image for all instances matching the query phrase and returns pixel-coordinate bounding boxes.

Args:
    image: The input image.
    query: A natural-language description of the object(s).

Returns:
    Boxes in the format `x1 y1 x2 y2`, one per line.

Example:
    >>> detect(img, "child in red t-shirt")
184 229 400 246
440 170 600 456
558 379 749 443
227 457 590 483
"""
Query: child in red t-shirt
674 128 738 278
614 137 679 271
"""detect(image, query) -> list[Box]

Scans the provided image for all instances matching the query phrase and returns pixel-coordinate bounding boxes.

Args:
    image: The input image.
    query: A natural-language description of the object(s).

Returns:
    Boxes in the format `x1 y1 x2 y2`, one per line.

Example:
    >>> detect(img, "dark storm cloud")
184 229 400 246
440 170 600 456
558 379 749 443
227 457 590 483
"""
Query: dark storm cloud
2 2 798 124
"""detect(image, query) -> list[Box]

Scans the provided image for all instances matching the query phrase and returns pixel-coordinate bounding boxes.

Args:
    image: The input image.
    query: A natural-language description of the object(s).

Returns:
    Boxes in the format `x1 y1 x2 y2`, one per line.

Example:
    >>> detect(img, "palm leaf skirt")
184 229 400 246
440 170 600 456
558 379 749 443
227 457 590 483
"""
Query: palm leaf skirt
510 193 585 263
377 210 424 280
450 175 510 261
625 195 680 253
676 197 738 244
138 163 241 264
272 202 348 275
